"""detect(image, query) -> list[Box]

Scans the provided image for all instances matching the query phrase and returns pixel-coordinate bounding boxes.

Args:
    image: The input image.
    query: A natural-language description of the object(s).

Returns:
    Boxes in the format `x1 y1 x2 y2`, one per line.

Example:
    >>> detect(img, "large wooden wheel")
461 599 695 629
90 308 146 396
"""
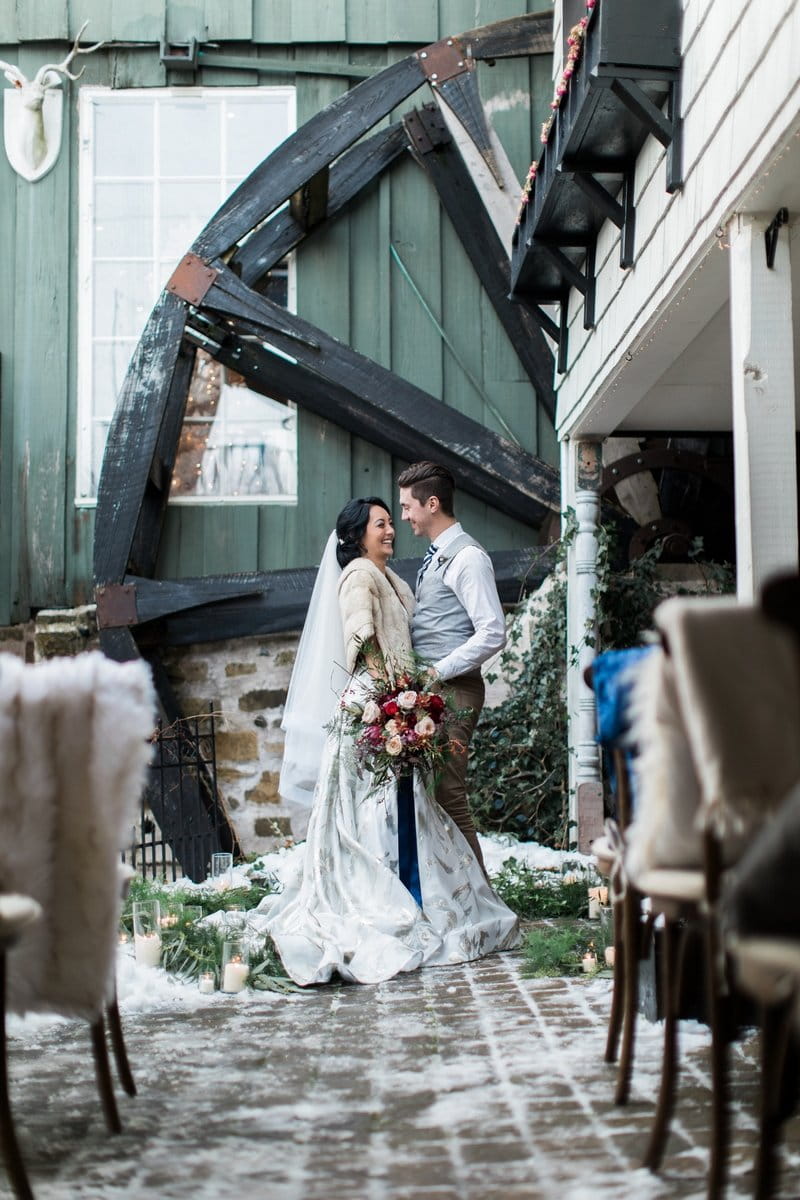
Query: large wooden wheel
92 12 560 873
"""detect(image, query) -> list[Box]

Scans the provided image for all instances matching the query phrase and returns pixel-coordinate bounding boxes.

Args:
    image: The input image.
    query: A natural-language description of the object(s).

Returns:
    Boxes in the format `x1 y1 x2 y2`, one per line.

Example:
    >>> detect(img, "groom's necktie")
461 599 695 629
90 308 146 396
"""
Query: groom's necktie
416 543 438 593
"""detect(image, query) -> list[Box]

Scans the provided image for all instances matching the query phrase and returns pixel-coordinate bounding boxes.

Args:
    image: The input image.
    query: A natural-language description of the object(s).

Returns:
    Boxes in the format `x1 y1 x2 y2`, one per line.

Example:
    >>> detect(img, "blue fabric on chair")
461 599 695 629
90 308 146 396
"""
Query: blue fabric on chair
396 774 422 908
593 645 656 815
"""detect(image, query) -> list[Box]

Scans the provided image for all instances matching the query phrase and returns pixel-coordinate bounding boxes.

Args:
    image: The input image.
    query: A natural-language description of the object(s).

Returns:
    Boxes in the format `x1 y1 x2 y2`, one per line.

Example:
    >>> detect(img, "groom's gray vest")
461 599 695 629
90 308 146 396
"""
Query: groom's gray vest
411 532 482 665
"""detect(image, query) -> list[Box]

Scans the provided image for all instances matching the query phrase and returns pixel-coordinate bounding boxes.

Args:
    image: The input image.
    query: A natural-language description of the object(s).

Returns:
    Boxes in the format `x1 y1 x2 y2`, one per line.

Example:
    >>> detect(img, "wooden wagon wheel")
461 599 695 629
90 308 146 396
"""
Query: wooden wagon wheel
92 12 559 875
601 443 734 562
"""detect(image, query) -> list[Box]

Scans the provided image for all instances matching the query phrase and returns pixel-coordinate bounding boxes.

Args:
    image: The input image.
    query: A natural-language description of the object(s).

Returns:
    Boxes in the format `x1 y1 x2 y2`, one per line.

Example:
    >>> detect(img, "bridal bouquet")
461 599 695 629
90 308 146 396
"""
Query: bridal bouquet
341 666 461 788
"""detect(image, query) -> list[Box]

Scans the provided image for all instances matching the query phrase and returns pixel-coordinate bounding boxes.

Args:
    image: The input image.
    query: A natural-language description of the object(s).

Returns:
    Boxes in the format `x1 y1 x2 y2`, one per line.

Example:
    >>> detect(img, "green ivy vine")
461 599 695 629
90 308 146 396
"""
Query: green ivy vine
469 516 733 849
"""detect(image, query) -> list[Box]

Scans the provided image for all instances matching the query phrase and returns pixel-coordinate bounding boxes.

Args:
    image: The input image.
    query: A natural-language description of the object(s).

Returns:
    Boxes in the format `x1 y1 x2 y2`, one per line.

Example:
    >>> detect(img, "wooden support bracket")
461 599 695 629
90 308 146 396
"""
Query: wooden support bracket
609 75 683 193
537 239 597 334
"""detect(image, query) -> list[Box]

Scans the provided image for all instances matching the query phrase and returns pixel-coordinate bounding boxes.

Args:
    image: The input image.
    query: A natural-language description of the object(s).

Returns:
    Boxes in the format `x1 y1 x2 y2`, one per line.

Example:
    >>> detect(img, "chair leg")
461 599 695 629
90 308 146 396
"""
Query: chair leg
755 998 794 1200
643 917 685 1170
105 987 136 1097
615 887 643 1105
0 951 34 1200
704 927 729 1199
604 896 624 1064
89 1015 122 1135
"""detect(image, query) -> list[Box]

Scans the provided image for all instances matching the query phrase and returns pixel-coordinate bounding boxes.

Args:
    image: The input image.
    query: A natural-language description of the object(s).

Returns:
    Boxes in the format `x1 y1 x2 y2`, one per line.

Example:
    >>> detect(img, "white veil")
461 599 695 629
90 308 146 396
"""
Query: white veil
279 531 348 809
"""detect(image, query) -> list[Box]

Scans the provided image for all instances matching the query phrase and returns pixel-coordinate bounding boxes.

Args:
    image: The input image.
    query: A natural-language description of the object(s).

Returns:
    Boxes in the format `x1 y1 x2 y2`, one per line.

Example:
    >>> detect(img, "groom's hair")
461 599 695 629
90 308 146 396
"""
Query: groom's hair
396 461 455 517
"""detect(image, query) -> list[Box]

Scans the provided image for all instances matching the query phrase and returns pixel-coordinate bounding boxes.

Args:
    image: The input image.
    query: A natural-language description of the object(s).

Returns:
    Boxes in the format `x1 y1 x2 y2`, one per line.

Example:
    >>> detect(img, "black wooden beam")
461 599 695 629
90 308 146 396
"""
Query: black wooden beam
94 292 187 587
136 548 555 646
195 323 559 525
405 103 556 422
457 11 553 59
434 71 503 187
97 574 269 629
289 165 330 230
193 55 427 259
128 342 196 580
230 125 409 288
185 274 560 522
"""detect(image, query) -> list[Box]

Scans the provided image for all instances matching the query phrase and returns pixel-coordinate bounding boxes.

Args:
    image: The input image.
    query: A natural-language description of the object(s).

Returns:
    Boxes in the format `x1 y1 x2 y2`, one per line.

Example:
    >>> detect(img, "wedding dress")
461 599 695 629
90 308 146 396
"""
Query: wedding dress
258 673 521 986
257 531 520 986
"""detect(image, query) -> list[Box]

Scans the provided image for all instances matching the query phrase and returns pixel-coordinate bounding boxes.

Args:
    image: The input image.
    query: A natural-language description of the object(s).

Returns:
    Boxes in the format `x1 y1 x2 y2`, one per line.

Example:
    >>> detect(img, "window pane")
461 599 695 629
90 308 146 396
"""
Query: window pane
94 182 153 257
159 180 222 261
172 351 297 499
92 342 136 418
91 421 112 496
225 96 290 178
159 97 221 178
93 262 157 338
79 88 297 505
94 101 153 177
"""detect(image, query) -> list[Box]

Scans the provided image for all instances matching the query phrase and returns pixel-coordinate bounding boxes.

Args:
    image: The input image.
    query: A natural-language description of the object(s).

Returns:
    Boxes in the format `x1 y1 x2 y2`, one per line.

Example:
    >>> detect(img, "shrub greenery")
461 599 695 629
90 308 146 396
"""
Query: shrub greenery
522 921 611 977
490 859 595 920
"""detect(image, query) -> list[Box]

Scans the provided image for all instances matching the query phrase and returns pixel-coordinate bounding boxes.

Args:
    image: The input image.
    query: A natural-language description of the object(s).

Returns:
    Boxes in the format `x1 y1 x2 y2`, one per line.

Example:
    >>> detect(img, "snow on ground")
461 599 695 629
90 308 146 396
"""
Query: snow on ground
7 834 592 1039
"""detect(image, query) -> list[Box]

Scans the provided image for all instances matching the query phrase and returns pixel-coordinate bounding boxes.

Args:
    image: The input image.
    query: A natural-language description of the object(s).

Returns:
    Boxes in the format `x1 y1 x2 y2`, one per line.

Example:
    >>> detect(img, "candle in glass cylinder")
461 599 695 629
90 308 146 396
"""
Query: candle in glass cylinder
134 931 162 967
198 971 216 994
222 957 249 993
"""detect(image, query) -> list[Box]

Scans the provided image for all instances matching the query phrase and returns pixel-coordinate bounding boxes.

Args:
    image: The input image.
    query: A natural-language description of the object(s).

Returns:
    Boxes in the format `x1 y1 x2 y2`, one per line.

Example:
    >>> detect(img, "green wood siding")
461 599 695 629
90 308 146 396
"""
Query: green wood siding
0 0 556 624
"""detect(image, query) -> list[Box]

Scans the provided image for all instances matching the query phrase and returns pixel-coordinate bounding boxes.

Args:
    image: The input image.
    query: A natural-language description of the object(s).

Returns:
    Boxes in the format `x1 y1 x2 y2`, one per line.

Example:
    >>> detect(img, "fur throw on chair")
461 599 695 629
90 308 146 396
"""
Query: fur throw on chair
0 652 155 1019
626 597 800 883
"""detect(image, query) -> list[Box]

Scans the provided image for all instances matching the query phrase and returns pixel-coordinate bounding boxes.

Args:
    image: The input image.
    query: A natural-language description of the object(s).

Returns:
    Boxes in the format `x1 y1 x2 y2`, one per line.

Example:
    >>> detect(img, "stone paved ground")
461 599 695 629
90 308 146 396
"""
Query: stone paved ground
4 950 800 1199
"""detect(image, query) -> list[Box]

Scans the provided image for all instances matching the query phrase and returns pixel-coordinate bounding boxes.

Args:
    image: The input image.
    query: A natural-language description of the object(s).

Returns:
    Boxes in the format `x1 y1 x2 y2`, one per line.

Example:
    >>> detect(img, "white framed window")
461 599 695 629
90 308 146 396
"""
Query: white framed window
77 85 297 504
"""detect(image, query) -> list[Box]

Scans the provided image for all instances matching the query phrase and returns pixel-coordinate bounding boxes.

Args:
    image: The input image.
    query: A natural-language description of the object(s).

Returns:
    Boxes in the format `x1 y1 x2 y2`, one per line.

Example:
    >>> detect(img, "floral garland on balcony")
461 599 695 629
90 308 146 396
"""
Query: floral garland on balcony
517 0 598 223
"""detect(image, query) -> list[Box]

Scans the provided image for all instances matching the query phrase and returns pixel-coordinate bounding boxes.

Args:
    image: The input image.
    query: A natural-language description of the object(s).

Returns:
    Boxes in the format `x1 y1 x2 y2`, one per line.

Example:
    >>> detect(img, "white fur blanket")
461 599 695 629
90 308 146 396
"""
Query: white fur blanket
0 652 155 1018
626 597 800 882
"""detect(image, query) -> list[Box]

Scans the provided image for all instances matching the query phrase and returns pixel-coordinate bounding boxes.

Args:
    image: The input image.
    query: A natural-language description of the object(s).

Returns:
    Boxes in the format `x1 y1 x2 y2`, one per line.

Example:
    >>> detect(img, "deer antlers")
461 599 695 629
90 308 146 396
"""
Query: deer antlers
0 21 104 91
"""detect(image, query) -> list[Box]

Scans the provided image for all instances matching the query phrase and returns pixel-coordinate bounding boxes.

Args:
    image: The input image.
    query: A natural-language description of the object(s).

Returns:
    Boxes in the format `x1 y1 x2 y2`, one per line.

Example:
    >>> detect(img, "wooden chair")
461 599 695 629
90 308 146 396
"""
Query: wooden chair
622 597 800 1198
588 647 655 1105
0 652 154 1198
723 574 800 1199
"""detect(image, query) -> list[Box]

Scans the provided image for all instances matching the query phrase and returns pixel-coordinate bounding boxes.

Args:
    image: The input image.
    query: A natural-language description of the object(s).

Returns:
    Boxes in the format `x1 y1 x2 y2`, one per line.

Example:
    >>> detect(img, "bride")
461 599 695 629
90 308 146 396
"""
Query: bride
259 496 520 986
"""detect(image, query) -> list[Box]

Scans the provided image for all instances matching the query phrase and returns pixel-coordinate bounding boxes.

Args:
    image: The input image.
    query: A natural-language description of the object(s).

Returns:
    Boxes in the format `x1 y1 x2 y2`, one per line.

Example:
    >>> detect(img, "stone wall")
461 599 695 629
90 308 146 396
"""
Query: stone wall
160 633 298 855
18 607 300 860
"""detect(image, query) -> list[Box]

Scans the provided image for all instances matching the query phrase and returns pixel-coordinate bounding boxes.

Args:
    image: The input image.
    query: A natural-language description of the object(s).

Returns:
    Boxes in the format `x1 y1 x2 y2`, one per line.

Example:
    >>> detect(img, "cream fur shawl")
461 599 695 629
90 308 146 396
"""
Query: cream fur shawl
338 558 415 678
0 651 155 1018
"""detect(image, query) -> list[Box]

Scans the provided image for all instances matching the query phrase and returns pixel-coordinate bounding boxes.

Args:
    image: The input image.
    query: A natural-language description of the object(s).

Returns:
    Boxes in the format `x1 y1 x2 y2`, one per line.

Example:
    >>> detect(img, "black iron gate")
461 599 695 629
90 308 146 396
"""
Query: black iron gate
125 707 239 881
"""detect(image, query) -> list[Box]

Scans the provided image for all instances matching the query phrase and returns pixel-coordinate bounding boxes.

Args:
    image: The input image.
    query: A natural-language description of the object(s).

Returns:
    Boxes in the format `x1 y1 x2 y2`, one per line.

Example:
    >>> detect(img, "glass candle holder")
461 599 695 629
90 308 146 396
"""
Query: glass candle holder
182 905 203 926
221 937 249 993
159 901 184 930
198 970 216 994
132 900 162 967
224 904 245 931
211 852 234 890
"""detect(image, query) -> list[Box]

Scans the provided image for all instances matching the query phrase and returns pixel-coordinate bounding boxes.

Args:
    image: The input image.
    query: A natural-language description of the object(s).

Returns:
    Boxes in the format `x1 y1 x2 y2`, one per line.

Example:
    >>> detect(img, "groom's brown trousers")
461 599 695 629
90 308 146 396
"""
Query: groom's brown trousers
436 669 489 879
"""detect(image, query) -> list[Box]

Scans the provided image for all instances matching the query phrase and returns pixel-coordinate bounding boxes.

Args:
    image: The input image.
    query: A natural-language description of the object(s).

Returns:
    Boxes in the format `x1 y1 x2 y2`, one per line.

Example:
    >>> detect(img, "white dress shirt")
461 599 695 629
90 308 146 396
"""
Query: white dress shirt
427 522 507 681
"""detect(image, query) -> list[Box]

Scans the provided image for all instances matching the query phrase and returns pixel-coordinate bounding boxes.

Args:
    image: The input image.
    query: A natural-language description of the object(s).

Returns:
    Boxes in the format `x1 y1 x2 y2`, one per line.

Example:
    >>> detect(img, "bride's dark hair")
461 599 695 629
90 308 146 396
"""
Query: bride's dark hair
336 497 391 568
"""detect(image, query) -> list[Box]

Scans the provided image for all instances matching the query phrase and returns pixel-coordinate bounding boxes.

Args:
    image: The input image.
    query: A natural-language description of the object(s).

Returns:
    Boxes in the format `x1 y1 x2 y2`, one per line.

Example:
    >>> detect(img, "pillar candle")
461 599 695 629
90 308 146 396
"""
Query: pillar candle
134 932 162 968
222 960 249 993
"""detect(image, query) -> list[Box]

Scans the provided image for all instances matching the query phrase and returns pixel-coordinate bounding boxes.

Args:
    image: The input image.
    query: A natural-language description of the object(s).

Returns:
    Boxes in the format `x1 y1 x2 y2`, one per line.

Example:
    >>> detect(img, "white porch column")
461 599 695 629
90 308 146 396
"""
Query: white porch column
729 213 798 602
564 436 603 852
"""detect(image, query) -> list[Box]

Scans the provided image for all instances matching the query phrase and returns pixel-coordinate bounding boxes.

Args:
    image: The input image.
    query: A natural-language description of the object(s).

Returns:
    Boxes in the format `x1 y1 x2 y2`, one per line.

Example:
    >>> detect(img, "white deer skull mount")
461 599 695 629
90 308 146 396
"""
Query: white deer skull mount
0 21 104 182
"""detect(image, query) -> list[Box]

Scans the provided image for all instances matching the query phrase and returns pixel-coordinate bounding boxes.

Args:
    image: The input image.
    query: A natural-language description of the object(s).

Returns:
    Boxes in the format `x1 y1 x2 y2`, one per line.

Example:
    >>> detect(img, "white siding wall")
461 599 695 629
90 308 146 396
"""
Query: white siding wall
555 0 800 436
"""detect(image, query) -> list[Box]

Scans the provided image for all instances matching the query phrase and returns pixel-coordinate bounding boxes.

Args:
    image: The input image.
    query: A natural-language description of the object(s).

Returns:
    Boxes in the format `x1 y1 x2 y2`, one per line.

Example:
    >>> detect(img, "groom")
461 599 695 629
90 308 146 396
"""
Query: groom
398 461 506 877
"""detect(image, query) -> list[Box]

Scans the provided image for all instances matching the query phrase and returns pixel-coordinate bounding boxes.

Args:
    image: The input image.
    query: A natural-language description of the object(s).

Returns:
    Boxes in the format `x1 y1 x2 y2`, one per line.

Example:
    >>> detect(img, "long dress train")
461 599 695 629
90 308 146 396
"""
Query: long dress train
257 677 520 986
